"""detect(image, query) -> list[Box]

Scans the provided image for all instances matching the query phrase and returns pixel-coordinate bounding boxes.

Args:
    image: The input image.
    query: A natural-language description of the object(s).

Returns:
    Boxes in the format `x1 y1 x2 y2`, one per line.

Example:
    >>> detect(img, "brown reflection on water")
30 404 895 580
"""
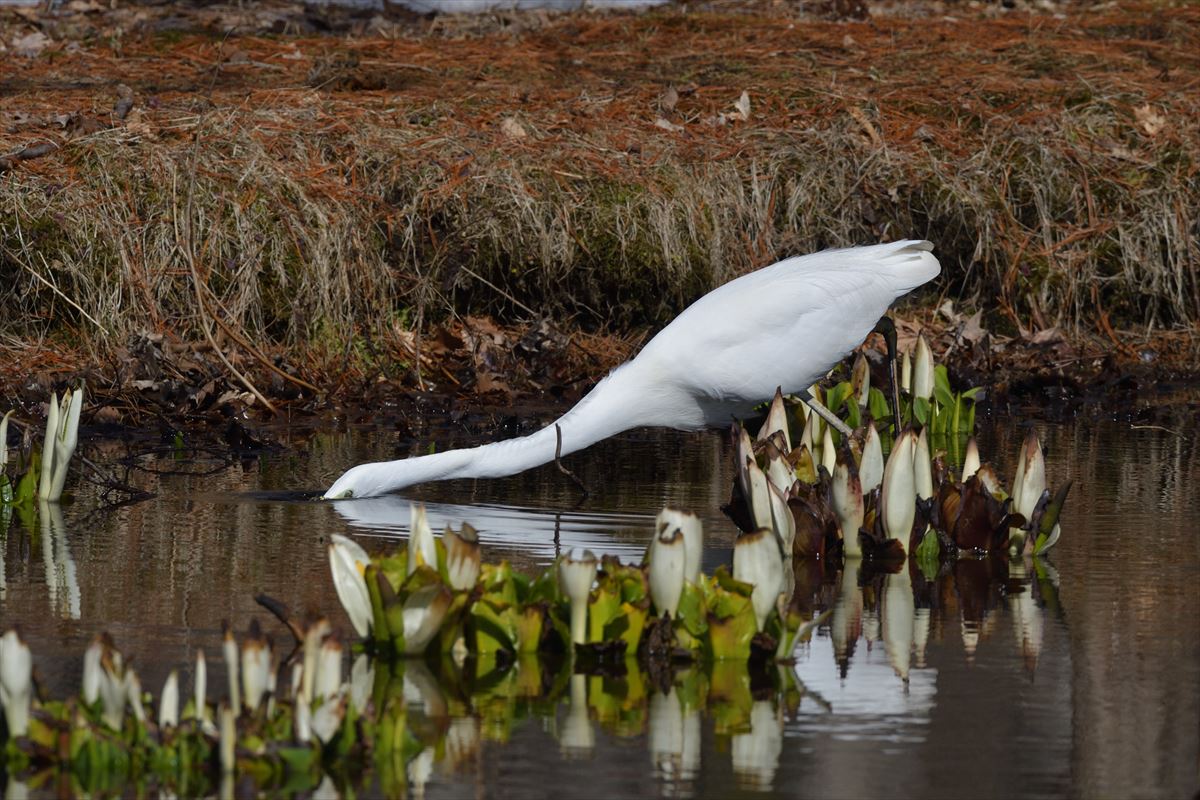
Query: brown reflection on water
1029 421 1200 799
0 415 1197 798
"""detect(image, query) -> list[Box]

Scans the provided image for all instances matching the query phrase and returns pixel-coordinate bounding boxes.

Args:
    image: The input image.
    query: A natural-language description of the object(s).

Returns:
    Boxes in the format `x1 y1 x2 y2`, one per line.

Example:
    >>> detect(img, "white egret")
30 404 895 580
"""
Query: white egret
325 240 940 499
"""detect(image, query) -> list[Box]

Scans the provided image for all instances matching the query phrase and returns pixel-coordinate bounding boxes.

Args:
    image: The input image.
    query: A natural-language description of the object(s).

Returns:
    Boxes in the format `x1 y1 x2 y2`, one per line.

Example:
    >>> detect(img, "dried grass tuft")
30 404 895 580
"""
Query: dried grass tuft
0 1 1196 377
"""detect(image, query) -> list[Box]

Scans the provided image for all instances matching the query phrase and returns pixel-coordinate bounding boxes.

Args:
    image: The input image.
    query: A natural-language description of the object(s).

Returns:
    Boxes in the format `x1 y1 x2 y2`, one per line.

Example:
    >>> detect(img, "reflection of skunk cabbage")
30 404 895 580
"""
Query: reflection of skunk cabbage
7 539 1061 795
648 685 701 785
0 622 808 795
0 629 32 737
731 700 784 789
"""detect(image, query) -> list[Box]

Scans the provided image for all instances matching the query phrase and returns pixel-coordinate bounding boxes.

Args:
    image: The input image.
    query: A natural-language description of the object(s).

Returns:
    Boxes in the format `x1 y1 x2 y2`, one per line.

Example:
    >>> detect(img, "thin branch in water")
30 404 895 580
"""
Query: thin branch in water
255 593 306 648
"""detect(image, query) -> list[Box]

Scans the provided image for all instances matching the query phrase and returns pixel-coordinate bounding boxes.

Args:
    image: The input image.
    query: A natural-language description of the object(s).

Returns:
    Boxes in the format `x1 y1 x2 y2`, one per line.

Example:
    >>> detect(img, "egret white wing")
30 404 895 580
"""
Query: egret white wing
638 240 939 416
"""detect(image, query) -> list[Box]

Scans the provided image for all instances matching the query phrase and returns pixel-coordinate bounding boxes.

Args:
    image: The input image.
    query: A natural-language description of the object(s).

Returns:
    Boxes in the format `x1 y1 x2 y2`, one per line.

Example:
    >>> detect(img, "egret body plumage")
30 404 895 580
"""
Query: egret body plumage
324 240 940 499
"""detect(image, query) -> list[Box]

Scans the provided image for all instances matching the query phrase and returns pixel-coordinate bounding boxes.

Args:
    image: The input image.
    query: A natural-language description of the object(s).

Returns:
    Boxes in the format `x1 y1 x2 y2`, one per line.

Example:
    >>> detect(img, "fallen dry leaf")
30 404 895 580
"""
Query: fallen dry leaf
654 116 684 132
731 90 751 122
500 117 528 139
12 31 50 58
1134 103 1166 137
114 84 134 121
960 310 987 345
1028 327 1064 346
847 106 883 147
475 372 513 397
660 85 679 114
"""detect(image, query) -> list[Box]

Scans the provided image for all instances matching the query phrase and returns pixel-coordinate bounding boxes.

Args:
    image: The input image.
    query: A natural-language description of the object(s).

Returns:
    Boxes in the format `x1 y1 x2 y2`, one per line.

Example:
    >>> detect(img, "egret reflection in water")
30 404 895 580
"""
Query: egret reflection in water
331 493 653 563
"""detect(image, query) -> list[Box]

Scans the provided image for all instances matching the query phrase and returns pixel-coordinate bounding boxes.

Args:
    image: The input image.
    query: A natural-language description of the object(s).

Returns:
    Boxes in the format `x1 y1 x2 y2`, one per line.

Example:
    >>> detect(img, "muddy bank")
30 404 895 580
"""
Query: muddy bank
2 308 1195 453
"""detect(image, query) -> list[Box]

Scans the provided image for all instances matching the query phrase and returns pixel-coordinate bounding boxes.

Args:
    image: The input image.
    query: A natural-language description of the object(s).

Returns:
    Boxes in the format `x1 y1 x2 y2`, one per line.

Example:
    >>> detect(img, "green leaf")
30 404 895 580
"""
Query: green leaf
675 580 708 639
16 450 39 505
706 596 756 660
525 567 560 605
825 382 852 416
915 528 940 580
933 365 954 408
712 565 753 597
867 387 890 425
378 554 407 596
365 565 390 644
913 396 931 426
844 400 862 431
962 386 983 400
471 599 517 654
588 585 623 644
480 562 518 606
604 602 647 652
514 604 545 653
776 608 832 661
1037 482 1072 537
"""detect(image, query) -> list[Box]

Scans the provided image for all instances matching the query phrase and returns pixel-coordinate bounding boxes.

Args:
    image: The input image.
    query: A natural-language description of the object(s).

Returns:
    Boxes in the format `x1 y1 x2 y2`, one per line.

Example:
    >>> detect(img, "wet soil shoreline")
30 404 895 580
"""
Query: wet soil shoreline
3 315 1195 474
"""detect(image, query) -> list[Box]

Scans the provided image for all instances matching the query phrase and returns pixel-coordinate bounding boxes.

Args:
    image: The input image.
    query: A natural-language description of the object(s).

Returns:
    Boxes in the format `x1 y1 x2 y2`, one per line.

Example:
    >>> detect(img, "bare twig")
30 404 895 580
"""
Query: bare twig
255 594 306 646
201 283 321 394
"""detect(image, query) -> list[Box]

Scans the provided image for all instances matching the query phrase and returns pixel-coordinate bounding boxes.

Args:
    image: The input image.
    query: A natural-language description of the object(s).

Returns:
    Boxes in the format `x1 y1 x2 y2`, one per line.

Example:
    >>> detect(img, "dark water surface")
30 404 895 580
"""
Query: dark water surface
2 413 1198 798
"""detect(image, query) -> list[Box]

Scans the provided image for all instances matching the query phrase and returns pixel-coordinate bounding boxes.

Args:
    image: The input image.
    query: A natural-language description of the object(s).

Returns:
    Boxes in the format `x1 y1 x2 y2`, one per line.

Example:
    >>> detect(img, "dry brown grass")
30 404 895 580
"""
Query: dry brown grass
1 1 1197 391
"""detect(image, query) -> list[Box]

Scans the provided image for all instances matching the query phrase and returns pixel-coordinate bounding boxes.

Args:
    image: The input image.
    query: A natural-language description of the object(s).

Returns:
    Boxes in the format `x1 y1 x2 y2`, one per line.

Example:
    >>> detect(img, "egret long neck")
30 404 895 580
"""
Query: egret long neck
341 361 664 496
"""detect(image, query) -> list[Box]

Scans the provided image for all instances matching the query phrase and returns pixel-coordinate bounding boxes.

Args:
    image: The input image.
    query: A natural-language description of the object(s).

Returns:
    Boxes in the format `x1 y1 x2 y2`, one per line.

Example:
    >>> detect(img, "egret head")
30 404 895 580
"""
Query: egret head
324 463 388 500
